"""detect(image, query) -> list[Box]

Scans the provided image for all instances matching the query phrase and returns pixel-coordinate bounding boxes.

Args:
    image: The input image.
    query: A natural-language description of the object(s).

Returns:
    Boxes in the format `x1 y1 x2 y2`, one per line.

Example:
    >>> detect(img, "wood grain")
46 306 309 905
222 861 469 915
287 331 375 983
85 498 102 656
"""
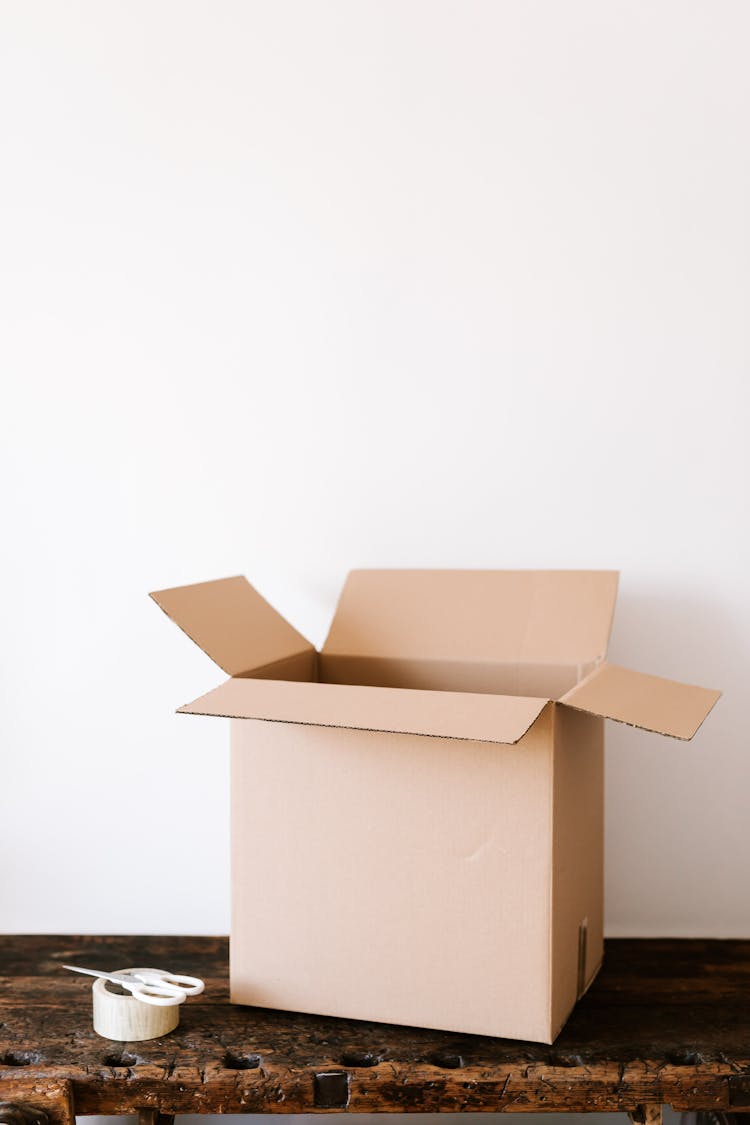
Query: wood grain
0 1076 74 1125
92 974 180 1042
1 936 749 1115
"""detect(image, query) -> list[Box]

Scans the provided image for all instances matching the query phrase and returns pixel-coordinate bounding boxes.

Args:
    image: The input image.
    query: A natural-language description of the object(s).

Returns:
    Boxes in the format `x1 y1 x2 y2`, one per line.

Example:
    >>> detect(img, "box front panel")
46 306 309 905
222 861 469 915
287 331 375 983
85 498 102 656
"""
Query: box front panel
230 711 555 1042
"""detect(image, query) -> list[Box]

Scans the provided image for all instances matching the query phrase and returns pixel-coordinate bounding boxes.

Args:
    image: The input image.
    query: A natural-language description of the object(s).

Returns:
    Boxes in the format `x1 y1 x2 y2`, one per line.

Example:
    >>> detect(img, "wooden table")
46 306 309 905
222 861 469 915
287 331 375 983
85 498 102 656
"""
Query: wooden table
1 937 749 1125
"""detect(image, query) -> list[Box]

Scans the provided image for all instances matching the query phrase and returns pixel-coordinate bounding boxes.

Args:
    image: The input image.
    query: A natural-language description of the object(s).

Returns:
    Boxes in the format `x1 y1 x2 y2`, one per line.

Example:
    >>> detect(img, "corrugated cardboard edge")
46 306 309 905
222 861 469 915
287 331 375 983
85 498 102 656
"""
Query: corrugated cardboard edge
178 676 551 745
560 661 721 741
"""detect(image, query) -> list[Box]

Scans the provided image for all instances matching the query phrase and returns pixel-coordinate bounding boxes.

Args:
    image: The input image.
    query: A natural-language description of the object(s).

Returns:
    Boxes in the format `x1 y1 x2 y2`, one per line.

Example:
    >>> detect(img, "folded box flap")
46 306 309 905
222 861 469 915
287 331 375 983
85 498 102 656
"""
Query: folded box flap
560 661 721 740
150 576 313 676
323 569 619 667
178 677 550 745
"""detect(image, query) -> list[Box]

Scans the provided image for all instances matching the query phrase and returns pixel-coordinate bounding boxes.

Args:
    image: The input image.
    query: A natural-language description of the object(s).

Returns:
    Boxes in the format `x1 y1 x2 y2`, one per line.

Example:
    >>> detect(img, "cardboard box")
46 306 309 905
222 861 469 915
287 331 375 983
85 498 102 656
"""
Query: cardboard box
151 569 720 1043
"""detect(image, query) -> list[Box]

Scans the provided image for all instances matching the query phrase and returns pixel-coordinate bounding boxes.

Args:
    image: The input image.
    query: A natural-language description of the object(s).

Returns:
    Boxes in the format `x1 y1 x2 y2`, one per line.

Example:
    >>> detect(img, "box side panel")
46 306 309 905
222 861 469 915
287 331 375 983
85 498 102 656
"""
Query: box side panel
230 711 555 1042
550 706 605 1039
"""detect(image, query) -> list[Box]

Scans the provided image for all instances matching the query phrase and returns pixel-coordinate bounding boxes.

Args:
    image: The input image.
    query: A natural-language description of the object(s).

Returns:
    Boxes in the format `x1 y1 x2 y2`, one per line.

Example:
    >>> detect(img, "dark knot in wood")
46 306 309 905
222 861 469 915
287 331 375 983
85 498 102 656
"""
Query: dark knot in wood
0 1105 49 1125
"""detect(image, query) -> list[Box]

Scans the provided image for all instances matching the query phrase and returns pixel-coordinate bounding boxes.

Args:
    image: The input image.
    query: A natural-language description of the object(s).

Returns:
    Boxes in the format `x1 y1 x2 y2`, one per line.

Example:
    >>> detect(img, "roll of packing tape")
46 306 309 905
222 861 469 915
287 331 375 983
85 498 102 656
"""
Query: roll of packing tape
92 967 180 1041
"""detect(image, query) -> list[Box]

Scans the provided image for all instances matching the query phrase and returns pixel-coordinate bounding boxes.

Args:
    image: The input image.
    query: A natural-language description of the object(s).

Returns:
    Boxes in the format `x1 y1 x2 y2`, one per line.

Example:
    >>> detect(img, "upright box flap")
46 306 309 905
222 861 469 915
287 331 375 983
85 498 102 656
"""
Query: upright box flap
560 662 721 740
323 569 619 667
150 576 313 677
178 677 550 745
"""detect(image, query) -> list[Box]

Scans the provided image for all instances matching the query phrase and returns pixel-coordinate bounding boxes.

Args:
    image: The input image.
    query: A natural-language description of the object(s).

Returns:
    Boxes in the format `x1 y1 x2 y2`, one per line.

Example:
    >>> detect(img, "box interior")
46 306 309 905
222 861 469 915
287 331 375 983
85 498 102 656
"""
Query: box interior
246 649 586 700
237 569 623 700
151 569 621 702
152 572 720 742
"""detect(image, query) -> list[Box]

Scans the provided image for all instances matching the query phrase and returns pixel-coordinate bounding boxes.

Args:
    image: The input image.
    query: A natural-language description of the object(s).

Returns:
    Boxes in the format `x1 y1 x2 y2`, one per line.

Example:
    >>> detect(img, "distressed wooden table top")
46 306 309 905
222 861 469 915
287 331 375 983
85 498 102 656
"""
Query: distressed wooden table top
1 936 749 1118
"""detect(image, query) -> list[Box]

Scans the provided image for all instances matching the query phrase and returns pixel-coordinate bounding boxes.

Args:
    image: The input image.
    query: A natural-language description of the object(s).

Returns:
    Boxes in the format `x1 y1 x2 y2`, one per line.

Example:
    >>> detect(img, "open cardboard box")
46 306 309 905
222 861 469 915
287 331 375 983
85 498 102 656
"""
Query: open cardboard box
151 569 720 1043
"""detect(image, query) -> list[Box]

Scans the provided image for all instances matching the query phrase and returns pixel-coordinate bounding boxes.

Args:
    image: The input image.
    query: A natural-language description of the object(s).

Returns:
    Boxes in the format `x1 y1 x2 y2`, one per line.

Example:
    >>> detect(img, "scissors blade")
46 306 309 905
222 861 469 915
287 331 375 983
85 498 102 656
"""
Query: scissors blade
62 964 133 984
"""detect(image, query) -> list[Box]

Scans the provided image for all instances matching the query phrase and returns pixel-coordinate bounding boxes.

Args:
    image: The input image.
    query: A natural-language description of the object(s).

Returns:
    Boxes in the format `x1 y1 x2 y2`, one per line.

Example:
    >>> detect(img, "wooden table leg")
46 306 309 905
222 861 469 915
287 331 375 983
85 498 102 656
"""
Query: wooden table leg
630 1104 663 1125
138 1111 175 1125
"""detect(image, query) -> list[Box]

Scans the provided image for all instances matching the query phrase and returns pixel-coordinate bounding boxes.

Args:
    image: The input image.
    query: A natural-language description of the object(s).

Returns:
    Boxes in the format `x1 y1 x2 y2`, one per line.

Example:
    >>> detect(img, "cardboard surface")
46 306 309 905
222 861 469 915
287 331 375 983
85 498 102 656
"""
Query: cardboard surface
150 576 313 676
561 661 721 740
324 569 619 666
319 653 583 699
230 711 556 1041
180 676 550 745
550 707 604 1037
153 566 721 1044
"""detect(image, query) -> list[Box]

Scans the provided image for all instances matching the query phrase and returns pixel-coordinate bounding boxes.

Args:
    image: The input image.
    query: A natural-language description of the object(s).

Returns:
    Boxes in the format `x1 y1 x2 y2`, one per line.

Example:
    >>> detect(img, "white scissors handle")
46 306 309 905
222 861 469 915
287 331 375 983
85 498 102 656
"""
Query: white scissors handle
126 979 186 1006
132 969 205 997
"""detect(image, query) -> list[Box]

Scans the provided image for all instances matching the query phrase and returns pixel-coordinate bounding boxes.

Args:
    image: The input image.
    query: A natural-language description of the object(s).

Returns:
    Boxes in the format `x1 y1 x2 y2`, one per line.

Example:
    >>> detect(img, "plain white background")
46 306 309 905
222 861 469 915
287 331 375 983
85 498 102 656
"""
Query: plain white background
2 1 749 948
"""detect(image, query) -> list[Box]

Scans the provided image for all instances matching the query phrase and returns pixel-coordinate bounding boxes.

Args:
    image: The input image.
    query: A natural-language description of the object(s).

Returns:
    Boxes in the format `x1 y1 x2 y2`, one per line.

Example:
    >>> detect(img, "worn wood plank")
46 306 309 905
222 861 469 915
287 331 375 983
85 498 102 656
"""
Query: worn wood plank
0 1077 74 1125
1 937 750 1114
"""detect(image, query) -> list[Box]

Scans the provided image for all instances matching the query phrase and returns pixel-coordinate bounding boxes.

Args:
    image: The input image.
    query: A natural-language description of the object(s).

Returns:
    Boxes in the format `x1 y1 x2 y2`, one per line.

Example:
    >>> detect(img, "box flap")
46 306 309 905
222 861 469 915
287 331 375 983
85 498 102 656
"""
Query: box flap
178 677 550 745
560 661 721 740
150 576 313 676
323 569 619 666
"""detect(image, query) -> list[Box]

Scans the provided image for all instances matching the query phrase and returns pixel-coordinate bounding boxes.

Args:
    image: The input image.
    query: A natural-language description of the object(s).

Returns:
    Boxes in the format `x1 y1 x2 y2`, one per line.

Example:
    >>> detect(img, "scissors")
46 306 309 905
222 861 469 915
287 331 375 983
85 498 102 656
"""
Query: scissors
63 964 205 1007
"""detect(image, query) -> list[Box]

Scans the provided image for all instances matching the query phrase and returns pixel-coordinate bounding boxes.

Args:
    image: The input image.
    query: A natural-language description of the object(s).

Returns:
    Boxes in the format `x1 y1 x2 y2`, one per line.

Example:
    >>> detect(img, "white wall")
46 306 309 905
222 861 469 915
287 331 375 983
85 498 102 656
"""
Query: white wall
1 0 748 939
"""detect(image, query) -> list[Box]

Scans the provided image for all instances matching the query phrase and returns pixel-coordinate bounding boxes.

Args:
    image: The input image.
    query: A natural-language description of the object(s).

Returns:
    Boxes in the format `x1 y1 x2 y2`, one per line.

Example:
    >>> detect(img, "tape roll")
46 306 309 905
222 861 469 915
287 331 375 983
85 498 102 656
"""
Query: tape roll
92 967 180 1041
